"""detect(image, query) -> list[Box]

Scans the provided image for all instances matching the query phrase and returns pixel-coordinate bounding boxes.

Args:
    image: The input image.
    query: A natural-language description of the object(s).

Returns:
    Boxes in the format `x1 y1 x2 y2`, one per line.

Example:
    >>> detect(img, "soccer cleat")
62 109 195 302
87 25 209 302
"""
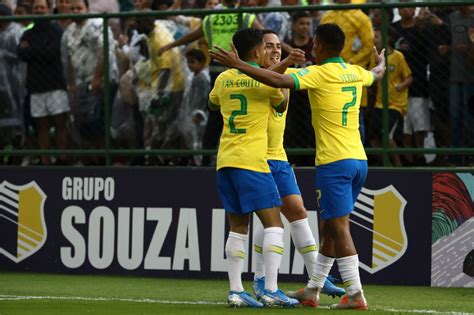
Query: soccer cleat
252 277 265 300
322 278 346 298
286 287 320 308
227 291 264 308
331 291 368 310
260 288 300 307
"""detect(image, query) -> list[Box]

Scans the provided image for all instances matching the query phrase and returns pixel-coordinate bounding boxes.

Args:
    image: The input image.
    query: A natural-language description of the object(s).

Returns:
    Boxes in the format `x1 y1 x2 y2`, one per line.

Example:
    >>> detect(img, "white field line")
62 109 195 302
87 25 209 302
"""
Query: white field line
0 294 472 315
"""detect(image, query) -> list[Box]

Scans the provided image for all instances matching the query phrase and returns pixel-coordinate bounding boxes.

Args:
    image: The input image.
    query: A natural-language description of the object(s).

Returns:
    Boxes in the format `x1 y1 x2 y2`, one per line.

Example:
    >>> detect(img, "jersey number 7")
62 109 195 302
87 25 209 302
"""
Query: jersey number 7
341 86 357 127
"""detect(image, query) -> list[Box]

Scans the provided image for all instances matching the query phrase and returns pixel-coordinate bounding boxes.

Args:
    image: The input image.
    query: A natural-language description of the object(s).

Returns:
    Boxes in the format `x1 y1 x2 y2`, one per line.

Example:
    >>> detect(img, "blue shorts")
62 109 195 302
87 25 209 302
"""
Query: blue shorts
217 167 282 215
315 159 368 220
268 160 301 198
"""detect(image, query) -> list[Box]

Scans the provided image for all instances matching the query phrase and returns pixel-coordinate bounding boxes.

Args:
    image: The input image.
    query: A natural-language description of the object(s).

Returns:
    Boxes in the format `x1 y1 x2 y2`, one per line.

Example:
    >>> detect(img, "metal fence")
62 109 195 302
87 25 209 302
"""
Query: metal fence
0 1 473 167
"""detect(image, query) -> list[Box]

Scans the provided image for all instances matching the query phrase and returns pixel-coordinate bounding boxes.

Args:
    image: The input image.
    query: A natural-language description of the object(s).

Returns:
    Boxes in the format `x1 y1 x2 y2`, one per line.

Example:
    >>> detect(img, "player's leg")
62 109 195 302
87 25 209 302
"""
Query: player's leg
331 159 368 310
217 168 263 308
251 218 265 298
226 167 297 307
255 206 299 307
269 160 343 302
288 160 367 309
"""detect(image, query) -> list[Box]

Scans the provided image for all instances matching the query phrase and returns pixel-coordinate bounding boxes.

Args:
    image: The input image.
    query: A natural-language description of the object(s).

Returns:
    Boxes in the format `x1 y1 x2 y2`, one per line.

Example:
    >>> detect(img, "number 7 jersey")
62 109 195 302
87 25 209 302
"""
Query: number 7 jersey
289 57 374 166
209 66 285 173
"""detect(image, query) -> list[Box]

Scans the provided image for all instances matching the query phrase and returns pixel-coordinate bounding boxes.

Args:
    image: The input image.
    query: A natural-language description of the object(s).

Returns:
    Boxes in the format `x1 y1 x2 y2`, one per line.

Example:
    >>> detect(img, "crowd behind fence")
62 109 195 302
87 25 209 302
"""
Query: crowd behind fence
0 0 474 167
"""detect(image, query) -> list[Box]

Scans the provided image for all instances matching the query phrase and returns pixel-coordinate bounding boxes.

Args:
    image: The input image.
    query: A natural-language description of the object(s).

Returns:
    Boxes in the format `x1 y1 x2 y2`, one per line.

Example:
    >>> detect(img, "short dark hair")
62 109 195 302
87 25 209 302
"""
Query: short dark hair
232 28 264 60
374 26 396 49
314 23 345 55
185 49 206 63
291 11 311 24
262 29 278 36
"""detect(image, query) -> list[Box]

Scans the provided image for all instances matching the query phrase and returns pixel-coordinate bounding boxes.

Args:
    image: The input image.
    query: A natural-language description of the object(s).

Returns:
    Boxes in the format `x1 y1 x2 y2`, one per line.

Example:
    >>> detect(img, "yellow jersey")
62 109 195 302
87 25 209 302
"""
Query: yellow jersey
209 64 285 172
266 68 299 162
290 57 374 166
148 22 185 92
372 50 411 116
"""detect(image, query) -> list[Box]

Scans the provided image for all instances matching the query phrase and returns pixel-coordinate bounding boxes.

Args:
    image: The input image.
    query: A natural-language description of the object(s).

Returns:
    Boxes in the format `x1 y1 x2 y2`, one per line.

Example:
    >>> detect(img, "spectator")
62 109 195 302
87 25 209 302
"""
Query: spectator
184 48 210 163
392 4 431 165
284 11 315 67
449 6 474 165
257 0 291 41
370 7 394 29
157 0 261 166
61 0 119 165
282 11 315 166
54 0 72 30
18 0 70 165
135 12 185 165
0 3 26 164
368 29 412 166
418 7 452 163
14 2 33 29
321 0 374 144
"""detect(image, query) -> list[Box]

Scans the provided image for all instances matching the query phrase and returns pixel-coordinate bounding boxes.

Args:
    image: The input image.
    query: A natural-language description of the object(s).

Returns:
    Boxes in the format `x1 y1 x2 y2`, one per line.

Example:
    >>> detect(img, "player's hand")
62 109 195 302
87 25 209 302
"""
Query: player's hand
209 42 241 68
395 83 403 92
373 46 385 66
371 46 386 81
286 48 306 65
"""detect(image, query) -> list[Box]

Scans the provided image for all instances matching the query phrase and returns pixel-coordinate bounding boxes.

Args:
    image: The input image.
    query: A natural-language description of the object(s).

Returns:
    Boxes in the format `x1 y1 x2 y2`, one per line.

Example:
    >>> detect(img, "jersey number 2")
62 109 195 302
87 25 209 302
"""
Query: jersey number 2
341 86 357 127
229 94 247 134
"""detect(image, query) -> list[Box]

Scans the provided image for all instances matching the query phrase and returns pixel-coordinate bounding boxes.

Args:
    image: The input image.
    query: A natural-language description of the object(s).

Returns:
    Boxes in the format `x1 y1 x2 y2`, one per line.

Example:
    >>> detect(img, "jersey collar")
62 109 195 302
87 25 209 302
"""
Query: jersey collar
320 57 345 65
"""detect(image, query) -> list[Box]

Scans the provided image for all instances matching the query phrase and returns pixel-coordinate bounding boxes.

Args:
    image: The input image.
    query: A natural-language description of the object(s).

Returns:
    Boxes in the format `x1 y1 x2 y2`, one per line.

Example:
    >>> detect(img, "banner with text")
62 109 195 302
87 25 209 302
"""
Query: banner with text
0 167 432 285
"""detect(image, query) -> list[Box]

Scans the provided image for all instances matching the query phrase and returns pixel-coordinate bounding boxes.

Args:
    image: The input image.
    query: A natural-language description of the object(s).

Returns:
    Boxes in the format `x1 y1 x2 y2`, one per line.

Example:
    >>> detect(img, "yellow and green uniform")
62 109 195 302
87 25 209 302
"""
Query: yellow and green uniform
290 57 374 166
372 49 411 116
202 9 255 51
209 63 285 172
148 23 185 92
266 68 299 162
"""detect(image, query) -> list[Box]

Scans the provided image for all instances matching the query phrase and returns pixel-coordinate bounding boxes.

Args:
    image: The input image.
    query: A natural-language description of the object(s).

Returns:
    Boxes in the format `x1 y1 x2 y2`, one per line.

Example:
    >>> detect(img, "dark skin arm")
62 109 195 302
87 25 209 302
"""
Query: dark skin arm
158 26 204 56
267 48 306 74
210 43 386 88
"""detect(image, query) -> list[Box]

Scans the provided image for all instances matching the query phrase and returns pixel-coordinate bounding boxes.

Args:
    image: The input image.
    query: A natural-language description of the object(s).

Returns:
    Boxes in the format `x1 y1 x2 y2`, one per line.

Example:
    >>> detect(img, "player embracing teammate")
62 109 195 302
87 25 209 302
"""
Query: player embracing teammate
210 24 386 309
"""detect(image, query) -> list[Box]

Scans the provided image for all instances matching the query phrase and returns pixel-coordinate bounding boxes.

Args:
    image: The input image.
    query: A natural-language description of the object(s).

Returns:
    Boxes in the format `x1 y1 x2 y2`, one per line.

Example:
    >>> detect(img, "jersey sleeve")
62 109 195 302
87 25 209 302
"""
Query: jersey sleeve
289 66 320 91
208 76 221 110
358 67 375 87
269 88 285 109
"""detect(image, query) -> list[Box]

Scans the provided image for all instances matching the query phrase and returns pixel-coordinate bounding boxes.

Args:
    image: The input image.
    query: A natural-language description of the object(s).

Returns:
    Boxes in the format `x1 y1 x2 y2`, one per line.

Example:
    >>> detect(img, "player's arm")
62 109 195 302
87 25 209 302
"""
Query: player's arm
158 25 204 56
370 46 386 83
276 88 289 113
208 78 221 111
396 56 413 91
268 48 306 74
210 44 295 89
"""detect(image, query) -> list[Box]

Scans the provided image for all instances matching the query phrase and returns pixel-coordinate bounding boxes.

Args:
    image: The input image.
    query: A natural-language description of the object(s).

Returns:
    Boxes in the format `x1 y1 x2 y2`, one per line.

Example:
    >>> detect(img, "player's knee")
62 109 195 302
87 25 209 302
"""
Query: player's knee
283 205 308 222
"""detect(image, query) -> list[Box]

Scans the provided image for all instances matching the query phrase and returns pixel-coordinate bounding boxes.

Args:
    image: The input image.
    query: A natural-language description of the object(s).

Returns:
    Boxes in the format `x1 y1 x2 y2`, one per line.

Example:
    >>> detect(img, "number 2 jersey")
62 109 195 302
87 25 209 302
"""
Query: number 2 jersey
289 57 374 166
209 64 285 173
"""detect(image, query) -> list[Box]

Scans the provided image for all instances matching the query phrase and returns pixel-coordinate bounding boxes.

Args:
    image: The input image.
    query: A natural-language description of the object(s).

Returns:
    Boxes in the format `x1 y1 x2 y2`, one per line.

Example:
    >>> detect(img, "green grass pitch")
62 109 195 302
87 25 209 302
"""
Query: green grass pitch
0 272 472 315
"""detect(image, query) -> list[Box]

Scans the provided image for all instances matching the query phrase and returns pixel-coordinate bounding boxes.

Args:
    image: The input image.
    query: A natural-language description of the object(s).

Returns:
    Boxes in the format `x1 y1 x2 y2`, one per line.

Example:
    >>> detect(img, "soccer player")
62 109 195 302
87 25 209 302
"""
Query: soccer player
251 30 345 303
210 23 386 310
208 28 298 308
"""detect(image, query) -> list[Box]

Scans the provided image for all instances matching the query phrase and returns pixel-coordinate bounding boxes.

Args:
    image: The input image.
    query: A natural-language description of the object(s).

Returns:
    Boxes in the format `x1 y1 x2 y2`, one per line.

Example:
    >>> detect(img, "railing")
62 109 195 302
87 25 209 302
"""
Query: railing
0 1 473 167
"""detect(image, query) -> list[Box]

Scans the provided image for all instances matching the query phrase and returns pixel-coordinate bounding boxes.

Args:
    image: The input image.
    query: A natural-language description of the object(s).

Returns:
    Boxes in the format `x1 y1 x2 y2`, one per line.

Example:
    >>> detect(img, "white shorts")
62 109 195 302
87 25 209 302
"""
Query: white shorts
30 89 70 118
403 97 431 134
